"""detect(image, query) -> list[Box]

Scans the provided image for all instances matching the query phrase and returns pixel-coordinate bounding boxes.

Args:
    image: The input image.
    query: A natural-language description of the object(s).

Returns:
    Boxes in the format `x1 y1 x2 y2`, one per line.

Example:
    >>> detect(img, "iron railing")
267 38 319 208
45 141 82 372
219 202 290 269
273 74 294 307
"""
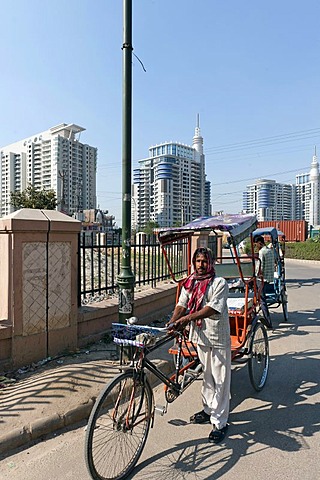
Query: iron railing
78 231 189 305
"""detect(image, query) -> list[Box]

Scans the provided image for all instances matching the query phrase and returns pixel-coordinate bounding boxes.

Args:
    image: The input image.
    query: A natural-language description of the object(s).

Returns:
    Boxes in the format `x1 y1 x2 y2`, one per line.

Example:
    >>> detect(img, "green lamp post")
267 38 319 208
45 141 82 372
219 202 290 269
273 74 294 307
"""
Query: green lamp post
117 0 135 323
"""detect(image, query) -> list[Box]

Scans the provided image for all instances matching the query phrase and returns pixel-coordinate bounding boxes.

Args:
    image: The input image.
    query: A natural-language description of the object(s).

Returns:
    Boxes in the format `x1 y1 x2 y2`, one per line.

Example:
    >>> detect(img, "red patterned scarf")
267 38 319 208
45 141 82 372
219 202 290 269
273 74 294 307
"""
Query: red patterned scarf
183 248 215 326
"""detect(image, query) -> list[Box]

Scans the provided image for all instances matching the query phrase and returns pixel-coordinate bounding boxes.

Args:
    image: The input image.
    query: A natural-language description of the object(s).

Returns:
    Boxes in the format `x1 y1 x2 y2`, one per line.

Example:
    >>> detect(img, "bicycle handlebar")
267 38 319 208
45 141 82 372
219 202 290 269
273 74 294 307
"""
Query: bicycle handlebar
112 321 169 346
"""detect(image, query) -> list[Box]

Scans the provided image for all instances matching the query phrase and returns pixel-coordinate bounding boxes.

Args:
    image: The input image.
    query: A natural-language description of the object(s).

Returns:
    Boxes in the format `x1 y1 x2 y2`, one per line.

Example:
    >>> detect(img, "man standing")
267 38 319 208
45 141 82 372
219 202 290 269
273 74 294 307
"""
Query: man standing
254 235 274 329
168 247 230 444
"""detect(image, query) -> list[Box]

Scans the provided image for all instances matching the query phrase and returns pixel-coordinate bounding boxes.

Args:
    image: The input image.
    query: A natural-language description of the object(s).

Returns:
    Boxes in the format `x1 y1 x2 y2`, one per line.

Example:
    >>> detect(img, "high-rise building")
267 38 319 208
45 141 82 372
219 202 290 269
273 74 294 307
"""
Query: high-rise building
295 151 320 226
0 123 97 217
133 119 210 229
243 179 294 221
243 151 320 226
204 178 212 217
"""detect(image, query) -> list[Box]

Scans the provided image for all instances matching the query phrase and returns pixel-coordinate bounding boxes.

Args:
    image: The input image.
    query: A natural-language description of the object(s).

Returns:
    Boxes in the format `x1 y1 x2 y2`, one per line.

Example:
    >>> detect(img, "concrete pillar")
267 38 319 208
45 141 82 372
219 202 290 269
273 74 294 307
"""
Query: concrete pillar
190 231 210 268
0 209 81 368
216 235 223 261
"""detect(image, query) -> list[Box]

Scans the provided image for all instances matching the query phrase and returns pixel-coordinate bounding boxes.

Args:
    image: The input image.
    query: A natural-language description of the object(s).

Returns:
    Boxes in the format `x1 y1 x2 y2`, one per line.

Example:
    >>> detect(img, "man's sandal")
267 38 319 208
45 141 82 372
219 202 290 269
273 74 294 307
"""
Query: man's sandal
208 424 229 444
190 410 210 424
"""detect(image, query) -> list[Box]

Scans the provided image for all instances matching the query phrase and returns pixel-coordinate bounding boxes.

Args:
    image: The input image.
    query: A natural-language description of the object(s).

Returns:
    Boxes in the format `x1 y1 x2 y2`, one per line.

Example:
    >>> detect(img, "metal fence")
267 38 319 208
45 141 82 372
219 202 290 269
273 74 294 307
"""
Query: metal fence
78 231 189 305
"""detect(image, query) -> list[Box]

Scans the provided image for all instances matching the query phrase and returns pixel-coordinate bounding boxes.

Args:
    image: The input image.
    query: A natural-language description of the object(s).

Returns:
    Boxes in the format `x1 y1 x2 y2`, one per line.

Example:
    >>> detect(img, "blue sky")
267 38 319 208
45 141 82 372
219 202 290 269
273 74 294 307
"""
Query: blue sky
1 0 320 226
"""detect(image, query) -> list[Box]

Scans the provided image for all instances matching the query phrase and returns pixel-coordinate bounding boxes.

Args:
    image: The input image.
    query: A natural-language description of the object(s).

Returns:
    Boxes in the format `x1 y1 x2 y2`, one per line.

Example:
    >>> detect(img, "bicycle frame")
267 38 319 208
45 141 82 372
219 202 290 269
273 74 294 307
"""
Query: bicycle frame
118 329 201 406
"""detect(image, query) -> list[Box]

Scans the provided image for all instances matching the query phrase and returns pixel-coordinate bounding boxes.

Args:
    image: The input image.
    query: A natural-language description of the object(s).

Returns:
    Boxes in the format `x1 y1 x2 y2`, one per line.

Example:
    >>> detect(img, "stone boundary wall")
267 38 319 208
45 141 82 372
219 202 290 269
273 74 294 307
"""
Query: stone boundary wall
0 210 211 372
77 281 177 346
0 282 177 371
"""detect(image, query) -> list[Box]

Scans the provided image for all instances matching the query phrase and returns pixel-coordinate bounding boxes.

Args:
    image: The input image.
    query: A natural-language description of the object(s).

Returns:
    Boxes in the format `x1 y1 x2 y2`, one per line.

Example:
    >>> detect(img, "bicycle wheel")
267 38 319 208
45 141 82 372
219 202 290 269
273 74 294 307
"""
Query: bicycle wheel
248 322 269 391
280 290 289 322
85 370 153 480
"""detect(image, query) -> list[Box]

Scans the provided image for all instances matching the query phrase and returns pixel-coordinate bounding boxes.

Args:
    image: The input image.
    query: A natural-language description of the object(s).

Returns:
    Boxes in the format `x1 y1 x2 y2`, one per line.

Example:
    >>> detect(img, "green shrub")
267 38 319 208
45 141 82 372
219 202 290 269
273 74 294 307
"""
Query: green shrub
286 239 320 260
312 234 320 243
243 238 253 255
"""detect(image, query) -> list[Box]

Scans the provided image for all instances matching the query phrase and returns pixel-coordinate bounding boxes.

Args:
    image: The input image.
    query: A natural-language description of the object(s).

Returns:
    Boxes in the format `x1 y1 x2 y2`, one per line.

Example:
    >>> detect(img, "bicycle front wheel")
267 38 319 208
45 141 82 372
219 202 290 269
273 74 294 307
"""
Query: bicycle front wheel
280 290 289 322
85 370 153 480
248 321 269 391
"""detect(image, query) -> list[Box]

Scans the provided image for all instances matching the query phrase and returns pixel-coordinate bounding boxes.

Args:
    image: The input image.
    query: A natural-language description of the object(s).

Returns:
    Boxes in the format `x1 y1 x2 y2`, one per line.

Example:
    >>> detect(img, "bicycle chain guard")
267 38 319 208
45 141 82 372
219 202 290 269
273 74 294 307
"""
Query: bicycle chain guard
165 388 179 403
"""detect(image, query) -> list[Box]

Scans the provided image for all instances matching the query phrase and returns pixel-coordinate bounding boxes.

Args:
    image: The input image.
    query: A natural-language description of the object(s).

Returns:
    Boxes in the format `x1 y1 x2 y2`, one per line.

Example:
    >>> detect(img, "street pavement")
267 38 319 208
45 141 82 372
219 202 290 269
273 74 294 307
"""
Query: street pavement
0 327 173 457
0 258 319 480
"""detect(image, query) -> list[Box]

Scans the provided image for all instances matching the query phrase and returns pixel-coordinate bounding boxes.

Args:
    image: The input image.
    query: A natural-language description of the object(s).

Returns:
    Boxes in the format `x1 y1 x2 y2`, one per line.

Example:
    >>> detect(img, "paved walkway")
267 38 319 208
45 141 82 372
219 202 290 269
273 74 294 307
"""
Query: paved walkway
0 337 173 458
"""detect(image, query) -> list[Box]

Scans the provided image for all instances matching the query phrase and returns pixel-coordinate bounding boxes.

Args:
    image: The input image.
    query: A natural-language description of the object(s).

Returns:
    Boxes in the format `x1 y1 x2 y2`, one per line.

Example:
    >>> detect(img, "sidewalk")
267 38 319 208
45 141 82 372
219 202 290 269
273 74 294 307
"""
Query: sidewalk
0 336 173 458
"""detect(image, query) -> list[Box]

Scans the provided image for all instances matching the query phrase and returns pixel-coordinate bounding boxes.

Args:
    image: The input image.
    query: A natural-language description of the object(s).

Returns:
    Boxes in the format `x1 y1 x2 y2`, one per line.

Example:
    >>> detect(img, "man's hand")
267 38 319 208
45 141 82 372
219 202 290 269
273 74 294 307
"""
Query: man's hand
166 322 177 334
167 315 190 334
166 305 187 334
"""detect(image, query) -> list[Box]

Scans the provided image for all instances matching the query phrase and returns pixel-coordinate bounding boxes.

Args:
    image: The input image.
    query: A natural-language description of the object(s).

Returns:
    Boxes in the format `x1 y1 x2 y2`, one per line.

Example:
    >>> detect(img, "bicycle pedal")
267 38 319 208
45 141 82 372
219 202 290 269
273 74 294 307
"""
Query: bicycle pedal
154 404 167 416
185 371 197 378
187 364 202 375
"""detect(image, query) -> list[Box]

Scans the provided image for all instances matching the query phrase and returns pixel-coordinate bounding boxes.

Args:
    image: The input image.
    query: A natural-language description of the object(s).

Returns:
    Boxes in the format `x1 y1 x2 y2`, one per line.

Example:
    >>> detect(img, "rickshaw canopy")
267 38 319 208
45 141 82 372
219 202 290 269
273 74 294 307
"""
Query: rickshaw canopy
158 213 258 246
252 227 284 242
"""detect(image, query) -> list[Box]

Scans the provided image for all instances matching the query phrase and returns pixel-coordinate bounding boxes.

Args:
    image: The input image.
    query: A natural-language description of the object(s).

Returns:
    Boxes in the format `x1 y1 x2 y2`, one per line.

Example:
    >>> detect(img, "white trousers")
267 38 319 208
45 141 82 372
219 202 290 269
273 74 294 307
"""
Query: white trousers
197 344 231 430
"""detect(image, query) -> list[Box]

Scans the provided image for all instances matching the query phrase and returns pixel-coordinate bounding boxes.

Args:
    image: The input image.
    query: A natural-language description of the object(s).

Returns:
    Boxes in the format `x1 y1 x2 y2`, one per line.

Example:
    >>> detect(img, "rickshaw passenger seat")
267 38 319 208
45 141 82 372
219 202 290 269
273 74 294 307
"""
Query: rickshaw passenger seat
215 262 254 279
265 282 275 294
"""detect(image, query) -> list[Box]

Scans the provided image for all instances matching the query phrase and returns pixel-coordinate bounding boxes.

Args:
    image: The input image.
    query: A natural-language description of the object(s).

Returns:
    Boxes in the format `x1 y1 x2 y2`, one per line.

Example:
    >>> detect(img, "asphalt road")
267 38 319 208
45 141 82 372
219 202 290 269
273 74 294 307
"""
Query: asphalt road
1 259 319 480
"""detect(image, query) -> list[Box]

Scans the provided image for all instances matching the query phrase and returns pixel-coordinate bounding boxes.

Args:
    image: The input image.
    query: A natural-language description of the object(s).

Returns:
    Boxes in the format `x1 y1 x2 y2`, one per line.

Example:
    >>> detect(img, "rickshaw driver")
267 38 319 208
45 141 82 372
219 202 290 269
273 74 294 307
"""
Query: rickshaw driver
167 247 231 444
254 235 274 329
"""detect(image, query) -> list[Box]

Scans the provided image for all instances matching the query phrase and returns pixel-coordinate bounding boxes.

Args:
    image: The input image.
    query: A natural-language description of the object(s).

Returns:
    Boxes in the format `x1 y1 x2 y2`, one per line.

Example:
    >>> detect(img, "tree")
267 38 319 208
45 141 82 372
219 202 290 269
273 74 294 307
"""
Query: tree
143 221 159 236
10 185 58 210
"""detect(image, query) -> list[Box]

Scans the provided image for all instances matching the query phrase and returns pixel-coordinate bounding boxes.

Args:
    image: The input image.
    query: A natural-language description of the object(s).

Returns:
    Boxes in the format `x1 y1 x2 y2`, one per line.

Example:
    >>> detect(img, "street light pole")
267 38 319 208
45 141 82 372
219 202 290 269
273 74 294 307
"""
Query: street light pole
117 0 135 323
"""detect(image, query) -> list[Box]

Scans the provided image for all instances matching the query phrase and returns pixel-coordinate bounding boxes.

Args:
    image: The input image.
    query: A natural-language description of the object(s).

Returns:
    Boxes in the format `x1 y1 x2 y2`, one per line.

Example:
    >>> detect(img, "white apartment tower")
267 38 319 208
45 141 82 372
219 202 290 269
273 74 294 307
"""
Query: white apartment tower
295 150 320 226
133 119 209 228
243 179 294 221
0 123 97 217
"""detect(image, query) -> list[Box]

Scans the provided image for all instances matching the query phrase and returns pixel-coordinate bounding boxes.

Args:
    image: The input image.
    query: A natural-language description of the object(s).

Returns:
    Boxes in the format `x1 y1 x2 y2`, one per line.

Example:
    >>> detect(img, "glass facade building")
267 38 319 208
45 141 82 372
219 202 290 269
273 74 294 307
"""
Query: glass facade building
243 153 320 226
133 122 210 229
243 179 294 221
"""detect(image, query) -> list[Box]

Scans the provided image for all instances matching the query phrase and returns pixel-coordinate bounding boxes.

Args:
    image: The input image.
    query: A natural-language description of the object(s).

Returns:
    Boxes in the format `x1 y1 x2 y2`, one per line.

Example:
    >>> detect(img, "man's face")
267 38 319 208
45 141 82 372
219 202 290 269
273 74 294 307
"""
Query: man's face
254 240 263 252
195 253 208 275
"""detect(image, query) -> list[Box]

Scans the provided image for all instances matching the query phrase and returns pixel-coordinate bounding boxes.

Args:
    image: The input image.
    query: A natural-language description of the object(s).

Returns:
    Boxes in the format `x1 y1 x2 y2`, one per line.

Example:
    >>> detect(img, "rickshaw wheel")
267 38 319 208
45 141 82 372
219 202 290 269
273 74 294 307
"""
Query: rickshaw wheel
280 291 289 322
248 321 269 391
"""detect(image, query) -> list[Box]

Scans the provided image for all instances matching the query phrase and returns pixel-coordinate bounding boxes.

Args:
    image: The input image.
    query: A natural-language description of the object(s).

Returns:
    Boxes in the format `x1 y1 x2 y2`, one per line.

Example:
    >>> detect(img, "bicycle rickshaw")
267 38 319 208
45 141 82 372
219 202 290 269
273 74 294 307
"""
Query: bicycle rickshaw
85 213 269 480
252 227 288 322
158 213 269 386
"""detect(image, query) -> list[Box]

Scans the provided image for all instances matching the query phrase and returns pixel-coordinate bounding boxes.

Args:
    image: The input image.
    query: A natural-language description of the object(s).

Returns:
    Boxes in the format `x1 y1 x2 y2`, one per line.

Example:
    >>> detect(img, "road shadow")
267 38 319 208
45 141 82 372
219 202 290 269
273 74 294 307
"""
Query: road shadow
128 301 320 479
0 348 120 428
268 304 320 341
129 345 319 479
285 277 320 288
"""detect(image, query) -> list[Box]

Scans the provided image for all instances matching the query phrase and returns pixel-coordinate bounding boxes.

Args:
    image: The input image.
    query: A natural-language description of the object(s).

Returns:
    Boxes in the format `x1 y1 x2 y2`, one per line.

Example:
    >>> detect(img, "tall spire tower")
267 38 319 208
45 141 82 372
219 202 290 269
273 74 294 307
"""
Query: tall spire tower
309 146 320 226
192 113 203 155
191 114 209 215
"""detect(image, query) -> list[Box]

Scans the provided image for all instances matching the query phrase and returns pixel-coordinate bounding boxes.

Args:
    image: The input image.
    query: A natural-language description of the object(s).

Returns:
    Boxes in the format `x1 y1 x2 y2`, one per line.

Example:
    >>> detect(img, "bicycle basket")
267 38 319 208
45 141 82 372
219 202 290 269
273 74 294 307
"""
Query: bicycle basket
112 323 157 347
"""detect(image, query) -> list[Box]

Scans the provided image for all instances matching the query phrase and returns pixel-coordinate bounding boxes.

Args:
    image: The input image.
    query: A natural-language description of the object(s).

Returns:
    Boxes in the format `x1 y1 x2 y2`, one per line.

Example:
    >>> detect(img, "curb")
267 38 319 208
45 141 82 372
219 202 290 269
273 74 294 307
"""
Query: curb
0 359 173 457
284 258 320 264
